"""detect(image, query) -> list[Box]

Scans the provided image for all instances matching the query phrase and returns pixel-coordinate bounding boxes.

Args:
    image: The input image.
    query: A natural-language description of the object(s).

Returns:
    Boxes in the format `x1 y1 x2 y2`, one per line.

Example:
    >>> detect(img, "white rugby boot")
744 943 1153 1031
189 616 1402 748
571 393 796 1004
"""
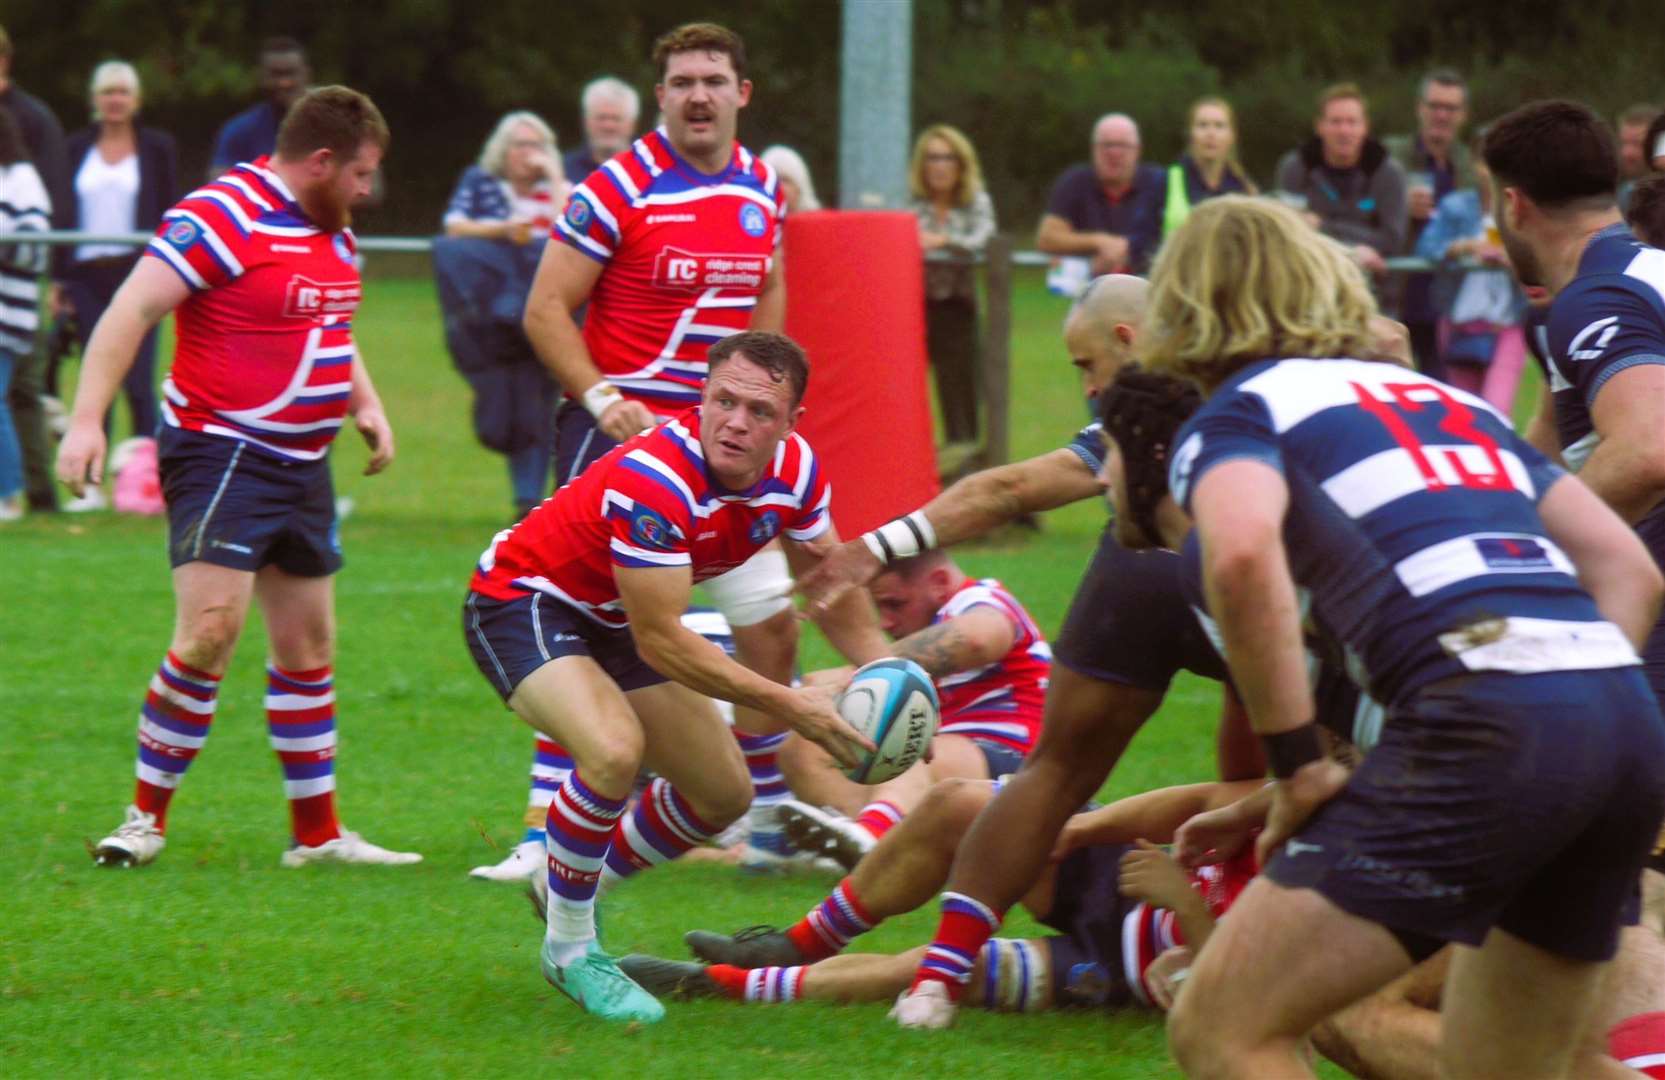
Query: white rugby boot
280 829 422 867
93 805 166 867
890 980 957 1029
779 799 876 871
469 838 544 882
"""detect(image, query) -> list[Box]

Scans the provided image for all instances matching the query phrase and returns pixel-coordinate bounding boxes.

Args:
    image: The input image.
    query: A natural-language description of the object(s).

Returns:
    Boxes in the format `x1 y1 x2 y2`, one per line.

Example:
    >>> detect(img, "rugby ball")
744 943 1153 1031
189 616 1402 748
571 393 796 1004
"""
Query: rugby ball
838 658 940 784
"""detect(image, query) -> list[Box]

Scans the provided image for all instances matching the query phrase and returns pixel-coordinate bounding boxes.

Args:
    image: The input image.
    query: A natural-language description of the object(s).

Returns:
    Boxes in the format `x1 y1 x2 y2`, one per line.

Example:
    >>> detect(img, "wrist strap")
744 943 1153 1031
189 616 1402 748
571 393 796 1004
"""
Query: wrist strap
1262 724 1324 779
860 511 937 566
582 381 623 421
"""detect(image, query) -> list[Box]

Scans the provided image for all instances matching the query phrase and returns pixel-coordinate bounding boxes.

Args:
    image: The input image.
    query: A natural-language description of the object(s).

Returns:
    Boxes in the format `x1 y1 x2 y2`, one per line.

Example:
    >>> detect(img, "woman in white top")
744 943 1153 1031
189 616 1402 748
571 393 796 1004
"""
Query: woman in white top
51 60 178 507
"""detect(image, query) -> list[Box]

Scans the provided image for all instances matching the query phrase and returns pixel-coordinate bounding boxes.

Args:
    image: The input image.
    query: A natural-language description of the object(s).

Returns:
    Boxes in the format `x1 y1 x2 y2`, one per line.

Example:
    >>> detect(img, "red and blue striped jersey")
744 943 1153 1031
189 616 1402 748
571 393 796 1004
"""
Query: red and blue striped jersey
1122 844 1257 1008
934 579 1051 753
471 407 829 626
554 129 784 414
145 157 360 461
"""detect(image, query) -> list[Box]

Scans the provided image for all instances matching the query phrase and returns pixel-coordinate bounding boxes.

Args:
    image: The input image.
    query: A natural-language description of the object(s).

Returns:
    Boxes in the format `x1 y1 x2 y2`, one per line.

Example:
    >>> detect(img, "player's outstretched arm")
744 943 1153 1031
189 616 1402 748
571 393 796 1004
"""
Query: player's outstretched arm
888 605 1015 680
522 241 655 441
1538 473 1665 650
56 258 190 495
1052 779 1266 860
796 448 1101 617
347 352 394 475
784 528 891 666
617 563 874 768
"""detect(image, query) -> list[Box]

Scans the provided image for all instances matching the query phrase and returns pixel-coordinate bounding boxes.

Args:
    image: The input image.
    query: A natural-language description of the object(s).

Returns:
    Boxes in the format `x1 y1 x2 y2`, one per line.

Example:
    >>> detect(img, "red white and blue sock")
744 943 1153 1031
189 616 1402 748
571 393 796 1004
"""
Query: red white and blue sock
735 730 791 854
133 651 221 832
544 772 627 955
265 663 341 848
1611 1011 1665 1078
600 777 721 890
786 877 877 961
855 800 905 843
706 963 807 1003
523 736 574 844
912 892 1003 1000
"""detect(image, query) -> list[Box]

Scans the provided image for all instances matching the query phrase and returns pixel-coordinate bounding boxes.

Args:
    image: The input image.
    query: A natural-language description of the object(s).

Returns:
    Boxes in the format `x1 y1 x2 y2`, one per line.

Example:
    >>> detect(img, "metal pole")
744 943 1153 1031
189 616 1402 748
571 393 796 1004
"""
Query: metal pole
838 0 913 209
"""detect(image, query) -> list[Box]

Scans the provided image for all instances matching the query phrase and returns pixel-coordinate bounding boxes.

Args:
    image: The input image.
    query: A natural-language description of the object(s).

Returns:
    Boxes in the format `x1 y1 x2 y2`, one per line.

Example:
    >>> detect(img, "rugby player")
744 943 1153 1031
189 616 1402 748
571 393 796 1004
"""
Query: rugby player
57 88 420 870
501 22 836 873
462 331 886 1022
1133 196 1665 1080
775 550 1052 870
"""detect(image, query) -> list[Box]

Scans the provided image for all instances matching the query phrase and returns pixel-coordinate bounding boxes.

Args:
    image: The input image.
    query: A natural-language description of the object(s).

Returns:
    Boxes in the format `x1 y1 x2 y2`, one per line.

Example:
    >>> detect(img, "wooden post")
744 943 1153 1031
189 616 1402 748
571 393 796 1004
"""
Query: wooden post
980 235 1013 470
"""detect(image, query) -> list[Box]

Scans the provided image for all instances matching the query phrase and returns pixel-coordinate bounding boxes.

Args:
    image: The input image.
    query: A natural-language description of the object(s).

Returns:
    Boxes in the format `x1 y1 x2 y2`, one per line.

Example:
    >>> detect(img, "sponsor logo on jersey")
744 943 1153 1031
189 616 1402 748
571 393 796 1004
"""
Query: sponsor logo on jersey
166 219 200 249
739 202 768 237
647 212 697 224
1475 536 1554 571
284 276 362 319
653 246 768 291
1569 315 1620 361
567 197 593 229
749 510 781 544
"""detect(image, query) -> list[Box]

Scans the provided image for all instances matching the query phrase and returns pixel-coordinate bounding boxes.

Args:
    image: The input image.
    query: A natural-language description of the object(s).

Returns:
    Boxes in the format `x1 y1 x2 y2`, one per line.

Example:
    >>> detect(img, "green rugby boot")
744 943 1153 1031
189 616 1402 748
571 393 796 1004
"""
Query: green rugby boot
541 938 665 1023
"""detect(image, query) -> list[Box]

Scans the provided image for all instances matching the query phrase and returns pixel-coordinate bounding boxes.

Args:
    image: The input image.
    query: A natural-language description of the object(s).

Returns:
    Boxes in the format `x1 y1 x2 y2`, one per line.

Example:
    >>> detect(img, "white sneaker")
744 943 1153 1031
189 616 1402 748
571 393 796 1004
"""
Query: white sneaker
94 805 166 867
779 799 876 871
0 494 23 522
469 838 544 882
280 829 422 868
63 487 107 513
890 980 957 1029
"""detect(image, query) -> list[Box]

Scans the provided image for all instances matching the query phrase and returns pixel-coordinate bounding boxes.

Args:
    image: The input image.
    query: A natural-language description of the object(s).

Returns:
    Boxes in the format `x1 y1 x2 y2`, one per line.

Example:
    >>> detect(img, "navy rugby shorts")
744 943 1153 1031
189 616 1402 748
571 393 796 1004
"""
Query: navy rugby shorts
1265 667 1665 963
463 589 667 703
159 427 341 576
1037 842 1141 1009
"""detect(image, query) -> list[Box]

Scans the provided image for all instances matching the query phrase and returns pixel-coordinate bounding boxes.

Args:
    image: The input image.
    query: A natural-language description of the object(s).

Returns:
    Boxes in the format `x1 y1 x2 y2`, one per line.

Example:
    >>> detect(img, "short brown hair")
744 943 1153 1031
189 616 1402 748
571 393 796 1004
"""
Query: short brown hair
275 86 389 163
708 331 809 405
1316 82 1368 119
652 22 747 82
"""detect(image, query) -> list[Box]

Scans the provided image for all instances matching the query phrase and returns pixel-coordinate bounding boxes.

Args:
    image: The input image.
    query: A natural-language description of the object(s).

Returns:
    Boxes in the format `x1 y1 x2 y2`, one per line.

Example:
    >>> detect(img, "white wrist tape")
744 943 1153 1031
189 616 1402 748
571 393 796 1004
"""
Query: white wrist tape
860 511 937 565
582 381 624 421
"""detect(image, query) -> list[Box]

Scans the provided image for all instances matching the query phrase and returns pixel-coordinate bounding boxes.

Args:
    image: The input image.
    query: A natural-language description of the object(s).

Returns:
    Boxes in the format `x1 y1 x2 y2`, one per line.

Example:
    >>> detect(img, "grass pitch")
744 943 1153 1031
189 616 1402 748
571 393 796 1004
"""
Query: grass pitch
1 271 1474 1077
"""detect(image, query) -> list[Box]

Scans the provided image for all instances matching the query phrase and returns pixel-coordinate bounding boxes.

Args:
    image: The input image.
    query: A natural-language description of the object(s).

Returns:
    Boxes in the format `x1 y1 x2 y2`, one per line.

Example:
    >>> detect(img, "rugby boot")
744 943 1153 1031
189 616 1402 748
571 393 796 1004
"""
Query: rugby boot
542 939 665 1023
469 838 543 882
280 828 421 867
685 925 806 967
618 955 723 1000
779 799 875 871
93 805 165 867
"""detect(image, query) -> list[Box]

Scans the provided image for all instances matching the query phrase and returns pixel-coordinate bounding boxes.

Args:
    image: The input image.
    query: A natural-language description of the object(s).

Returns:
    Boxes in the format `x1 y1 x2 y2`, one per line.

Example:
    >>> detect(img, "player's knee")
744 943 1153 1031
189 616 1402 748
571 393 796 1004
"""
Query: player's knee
581 730 646 794
271 625 334 671
918 777 993 837
174 608 243 671
1166 993 1218 1077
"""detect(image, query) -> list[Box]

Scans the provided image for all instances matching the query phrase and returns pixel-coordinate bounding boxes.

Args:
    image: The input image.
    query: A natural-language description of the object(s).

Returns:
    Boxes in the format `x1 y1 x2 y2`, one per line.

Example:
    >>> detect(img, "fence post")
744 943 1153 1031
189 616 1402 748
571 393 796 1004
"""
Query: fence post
980 235 1013 470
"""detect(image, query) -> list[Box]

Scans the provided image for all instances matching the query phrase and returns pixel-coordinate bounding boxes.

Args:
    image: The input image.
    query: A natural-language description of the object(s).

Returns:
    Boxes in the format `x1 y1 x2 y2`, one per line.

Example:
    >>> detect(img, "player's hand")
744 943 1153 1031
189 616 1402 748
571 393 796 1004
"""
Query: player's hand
355 406 395 475
55 418 108 497
1144 946 1194 1011
781 682 874 771
794 538 884 620
1173 802 1258 869
1117 839 1194 910
1048 815 1091 862
1255 757 1350 867
598 398 657 442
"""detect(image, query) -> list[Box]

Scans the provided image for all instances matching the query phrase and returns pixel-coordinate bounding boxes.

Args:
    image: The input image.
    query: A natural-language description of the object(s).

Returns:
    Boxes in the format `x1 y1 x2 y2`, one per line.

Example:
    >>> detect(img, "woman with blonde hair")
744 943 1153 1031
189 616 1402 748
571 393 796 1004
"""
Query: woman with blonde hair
907 123 997 444
760 145 821 212
444 110 567 244
1162 96 1257 237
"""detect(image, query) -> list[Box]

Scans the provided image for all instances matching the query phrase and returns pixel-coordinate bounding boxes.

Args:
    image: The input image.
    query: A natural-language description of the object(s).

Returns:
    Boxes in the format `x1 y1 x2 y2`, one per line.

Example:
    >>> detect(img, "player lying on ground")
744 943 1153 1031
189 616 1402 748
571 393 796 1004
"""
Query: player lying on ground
462 331 887 1023
774 549 1052 870
616 775 1262 1009
56 87 419 870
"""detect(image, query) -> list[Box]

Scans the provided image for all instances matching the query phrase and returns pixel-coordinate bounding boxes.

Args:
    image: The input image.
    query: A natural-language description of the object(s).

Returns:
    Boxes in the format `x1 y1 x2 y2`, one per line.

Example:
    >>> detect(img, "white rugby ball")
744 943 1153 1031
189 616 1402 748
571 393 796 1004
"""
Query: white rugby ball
837 658 940 784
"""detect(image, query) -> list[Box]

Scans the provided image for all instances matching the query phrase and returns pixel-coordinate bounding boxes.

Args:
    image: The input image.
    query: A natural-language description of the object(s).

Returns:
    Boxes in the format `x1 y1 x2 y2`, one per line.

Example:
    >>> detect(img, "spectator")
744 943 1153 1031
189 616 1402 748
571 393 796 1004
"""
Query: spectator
1616 103 1661 211
0 107 48 521
1036 112 1164 284
1627 172 1665 247
0 23 67 514
562 76 640 184
908 124 996 444
1414 130 1527 414
1162 96 1256 237
208 37 309 175
1275 83 1408 276
1646 111 1665 176
760 145 821 212
1385 69 1473 380
438 111 566 517
51 61 179 497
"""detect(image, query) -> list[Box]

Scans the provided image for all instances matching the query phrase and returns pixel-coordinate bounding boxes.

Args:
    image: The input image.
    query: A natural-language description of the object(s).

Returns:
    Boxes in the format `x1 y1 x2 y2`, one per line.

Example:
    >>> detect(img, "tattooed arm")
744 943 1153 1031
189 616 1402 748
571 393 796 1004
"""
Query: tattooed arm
889 605 1017 680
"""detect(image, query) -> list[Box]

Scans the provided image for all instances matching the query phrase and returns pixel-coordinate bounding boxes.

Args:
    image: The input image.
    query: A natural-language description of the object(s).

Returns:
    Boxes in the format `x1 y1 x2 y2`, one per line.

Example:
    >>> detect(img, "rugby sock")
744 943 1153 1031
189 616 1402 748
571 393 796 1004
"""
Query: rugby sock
265 664 342 848
911 892 1003 1000
522 736 574 844
599 777 721 890
735 730 791 854
1610 1011 1665 1078
544 772 627 965
786 878 876 960
133 652 221 832
705 963 807 1004
854 800 905 843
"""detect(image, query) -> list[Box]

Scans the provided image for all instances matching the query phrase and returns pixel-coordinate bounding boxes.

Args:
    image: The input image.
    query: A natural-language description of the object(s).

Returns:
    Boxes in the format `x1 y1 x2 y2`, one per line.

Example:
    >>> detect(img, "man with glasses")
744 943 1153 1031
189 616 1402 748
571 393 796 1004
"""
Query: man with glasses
1036 114 1165 276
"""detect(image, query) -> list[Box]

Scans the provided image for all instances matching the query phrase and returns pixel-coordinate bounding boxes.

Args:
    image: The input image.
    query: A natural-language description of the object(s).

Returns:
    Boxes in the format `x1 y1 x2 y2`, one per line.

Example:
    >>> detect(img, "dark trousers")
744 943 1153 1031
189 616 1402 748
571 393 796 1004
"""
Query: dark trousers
64 258 159 438
926 295 979 444
6 333 55 510
1408 318 1443 384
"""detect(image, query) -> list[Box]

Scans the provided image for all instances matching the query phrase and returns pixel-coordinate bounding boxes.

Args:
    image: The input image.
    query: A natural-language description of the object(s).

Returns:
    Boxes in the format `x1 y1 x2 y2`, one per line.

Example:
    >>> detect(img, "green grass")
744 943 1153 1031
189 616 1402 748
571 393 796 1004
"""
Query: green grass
1 270 1370 1078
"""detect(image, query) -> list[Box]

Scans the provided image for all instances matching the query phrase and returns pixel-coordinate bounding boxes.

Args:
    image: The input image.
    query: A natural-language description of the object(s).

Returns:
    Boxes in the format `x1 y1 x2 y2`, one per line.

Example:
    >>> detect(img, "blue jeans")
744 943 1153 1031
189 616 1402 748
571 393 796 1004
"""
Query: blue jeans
0 349 23 498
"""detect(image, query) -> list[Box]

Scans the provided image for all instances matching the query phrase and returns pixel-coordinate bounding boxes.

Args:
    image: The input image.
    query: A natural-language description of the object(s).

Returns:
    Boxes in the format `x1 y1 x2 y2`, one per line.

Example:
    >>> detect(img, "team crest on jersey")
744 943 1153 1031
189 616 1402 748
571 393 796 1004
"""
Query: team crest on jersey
567 197 593 229
739 202 768 238
165 219 199 249
630 506 677 551
749 510 781 544
332 234 354 264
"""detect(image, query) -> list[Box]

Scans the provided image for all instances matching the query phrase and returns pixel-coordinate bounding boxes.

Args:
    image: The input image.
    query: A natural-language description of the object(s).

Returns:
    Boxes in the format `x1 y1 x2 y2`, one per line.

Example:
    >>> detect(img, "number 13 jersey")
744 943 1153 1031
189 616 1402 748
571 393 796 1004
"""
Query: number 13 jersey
555 128 785 415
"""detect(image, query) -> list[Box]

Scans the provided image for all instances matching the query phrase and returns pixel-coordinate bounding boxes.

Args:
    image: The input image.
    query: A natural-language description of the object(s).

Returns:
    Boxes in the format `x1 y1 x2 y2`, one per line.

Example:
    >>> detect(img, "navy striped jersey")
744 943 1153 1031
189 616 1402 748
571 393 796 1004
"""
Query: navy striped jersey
1064 421 1105 474
1170 358 1637 705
